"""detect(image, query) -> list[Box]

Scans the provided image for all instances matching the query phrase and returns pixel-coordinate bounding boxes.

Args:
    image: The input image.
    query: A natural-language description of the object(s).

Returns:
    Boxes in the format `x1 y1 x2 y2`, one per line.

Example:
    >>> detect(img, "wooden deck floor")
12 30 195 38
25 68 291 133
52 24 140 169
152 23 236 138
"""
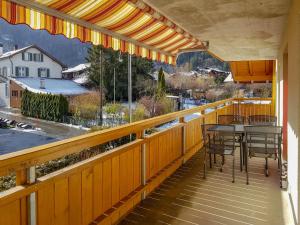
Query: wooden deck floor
120 150 294 225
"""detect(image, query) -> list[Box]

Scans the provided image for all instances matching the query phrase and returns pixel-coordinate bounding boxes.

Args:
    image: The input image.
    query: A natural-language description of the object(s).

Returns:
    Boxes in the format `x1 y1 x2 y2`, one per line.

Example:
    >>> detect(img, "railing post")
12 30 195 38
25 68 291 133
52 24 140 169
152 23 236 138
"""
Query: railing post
179 117 186 163
138 130 147 200
16 167 36 225
27 166 37 225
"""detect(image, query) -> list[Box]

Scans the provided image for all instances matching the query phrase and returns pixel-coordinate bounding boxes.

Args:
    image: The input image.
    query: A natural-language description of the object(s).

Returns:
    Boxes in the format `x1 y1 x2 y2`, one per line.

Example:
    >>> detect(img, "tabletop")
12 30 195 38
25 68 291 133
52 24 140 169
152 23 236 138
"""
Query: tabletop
207 124 282 135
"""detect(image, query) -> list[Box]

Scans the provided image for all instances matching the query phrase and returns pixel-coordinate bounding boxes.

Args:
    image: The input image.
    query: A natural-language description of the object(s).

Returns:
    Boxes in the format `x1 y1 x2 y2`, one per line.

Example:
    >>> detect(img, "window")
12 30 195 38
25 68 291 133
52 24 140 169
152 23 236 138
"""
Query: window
38 68 50 78
11 90 18 97
3 67 7 77
33 53 43 62
15 67 29 77
22 52 32 61
22 52 43 62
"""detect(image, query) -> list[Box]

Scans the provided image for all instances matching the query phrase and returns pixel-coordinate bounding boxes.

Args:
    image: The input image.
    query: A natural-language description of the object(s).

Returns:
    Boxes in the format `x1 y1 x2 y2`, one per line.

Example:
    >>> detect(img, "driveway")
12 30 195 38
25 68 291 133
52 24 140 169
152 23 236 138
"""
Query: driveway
0 109 87 139
0 128 57 155
0 108 88 155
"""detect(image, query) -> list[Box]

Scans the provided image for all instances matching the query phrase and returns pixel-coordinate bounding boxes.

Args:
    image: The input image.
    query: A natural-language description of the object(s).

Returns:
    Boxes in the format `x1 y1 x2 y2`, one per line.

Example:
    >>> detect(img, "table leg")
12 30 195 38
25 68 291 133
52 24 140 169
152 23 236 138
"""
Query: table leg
240 136 243 171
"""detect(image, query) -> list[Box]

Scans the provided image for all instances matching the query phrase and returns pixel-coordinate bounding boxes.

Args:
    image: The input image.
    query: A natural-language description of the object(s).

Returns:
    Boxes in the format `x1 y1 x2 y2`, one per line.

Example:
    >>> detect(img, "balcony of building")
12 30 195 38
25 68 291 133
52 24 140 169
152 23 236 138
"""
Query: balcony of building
1 0 300 225
0 98 293 225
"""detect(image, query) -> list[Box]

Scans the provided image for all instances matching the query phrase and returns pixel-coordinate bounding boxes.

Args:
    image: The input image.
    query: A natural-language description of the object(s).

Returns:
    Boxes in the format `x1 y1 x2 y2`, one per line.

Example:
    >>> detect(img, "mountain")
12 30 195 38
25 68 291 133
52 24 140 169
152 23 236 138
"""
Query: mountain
0 18 90 67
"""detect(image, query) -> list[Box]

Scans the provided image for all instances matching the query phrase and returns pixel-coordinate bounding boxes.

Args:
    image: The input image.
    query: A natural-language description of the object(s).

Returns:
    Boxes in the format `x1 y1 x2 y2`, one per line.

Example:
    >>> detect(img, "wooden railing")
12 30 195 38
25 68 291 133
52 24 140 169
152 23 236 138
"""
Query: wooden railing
0 97 273 225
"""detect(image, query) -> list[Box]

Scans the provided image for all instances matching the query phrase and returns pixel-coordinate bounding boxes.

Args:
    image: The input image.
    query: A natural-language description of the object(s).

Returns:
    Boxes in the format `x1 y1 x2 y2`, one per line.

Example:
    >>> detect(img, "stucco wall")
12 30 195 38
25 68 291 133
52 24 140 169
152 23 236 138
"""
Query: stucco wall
0 47 63 78
0 82 9 107
277 0 300 223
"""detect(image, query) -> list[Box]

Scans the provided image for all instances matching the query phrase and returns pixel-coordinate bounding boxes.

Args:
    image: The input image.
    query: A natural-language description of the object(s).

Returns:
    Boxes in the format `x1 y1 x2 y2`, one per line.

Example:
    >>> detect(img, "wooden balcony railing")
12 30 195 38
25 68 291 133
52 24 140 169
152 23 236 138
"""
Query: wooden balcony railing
0 97 273 225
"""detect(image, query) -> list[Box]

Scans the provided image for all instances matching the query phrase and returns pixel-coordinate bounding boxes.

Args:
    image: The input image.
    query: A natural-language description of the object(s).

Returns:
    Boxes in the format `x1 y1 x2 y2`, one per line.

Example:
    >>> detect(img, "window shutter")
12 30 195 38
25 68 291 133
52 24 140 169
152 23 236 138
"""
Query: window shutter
22 52 25 60
15 67 19 77
26 67 29 77
47 69 50 78
41 54 43 62
38 68 41 77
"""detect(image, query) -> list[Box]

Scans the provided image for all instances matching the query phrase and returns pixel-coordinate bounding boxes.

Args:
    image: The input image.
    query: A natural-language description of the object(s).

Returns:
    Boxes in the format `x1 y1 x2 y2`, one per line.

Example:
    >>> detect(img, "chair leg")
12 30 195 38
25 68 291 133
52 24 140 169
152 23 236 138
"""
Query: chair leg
240 145 243 172
203 151 207 179
232 155 235 183
246 151 249 185
214 154 216 163
209 153 212 168
265 158 269 177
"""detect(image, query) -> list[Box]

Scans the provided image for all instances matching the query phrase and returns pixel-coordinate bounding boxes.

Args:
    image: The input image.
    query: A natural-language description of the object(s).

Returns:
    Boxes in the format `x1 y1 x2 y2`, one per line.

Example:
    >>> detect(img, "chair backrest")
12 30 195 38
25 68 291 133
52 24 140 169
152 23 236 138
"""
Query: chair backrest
248 115 277 126
218 115 245 125
245 125 282 157
201 124 236 150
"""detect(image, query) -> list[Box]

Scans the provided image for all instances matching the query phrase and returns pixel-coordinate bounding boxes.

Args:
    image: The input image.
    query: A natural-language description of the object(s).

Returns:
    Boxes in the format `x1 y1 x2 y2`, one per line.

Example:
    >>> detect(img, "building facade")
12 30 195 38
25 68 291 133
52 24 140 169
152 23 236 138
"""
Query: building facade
0 45 66 107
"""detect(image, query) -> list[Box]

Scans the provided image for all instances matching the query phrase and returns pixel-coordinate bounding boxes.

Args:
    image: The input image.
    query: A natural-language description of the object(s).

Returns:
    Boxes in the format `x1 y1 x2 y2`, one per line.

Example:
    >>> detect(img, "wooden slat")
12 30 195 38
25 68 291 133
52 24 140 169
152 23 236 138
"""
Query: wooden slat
93 163 103 219
0 200 21 225
54 178 69 225
81 167 93 225
69 173 82 225
111 155 120 206
37 184 54 225
102 159 112 212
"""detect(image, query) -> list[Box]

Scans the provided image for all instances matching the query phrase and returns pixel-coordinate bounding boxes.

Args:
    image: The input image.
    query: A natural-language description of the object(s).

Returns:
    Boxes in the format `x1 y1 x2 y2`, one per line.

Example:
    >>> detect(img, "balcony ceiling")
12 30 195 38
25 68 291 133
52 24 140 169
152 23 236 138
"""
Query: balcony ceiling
143 0 290 61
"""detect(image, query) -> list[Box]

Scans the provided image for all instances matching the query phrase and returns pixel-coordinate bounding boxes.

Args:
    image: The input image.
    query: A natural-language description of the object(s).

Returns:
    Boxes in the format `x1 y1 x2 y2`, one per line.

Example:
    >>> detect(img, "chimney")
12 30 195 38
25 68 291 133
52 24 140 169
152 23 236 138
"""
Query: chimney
0 43 3 56
40 78 45 89
14 44 18 50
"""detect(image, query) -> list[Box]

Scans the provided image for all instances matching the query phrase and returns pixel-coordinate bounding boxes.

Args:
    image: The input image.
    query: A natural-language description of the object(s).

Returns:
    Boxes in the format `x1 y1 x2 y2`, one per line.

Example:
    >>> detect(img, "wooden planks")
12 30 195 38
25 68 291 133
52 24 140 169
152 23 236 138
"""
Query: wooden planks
33 143 142 225
146 126 183 181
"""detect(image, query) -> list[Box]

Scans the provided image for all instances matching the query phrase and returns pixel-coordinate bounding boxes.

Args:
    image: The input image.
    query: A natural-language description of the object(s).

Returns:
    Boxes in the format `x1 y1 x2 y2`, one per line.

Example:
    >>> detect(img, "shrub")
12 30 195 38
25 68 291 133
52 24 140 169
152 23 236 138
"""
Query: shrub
69 91 102 119
21 89 68 122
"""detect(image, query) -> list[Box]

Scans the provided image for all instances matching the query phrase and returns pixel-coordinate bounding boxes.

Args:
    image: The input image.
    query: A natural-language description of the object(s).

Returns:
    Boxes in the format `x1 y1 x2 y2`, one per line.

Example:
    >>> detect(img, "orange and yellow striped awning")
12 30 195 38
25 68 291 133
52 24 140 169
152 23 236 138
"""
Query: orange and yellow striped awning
0 0 204 64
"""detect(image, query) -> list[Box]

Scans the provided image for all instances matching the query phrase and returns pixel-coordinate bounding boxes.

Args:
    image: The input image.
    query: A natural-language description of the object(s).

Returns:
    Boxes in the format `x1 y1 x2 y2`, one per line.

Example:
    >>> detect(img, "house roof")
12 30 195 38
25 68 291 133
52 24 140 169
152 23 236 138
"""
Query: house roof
224 73 234 83
62 63 91 73
12 78 89 96
0 45 67 68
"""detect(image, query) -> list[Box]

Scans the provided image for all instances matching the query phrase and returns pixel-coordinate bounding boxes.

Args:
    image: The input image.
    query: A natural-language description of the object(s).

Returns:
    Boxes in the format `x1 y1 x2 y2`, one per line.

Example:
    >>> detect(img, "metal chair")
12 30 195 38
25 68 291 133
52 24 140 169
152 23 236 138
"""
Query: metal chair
202 124 236 183
244 125 282 186
248 115 277 126
218 115 245 125
218 115 245 171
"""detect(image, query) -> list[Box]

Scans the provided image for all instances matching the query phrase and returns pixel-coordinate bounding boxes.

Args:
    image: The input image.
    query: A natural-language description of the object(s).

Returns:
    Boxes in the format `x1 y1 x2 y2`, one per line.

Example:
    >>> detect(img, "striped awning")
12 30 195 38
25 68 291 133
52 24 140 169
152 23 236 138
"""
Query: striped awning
0 0 204 64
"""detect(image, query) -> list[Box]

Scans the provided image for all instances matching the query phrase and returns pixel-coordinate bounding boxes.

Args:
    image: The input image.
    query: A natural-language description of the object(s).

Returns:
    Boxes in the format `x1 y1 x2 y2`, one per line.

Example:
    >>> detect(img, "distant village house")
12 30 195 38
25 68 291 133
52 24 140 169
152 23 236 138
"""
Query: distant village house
0 44 89 108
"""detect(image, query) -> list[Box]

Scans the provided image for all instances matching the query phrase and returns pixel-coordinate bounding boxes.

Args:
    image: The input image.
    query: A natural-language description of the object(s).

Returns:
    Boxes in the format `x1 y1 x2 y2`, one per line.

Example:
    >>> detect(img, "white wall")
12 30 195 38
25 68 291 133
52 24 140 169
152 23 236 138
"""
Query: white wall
277 0 300 223
0 82 9 107
0 47 63 79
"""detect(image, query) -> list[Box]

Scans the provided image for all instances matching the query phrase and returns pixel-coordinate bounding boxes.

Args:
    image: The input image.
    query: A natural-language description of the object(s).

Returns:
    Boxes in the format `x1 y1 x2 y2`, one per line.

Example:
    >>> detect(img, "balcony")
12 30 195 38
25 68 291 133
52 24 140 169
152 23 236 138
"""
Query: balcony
0 97 292 225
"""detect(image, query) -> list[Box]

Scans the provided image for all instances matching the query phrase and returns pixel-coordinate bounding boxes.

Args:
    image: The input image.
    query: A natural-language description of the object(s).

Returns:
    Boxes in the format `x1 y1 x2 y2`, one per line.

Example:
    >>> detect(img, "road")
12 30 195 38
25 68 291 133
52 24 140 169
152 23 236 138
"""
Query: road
0 108 87 154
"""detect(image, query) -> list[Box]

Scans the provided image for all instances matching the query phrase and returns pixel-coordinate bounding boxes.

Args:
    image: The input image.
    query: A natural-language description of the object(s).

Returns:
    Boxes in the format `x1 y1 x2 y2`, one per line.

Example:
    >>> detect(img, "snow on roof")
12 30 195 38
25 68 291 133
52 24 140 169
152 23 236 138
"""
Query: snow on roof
224 73 233 82
62 63 90 73
73 75 89 84
0 46 29 59
12 78 89 96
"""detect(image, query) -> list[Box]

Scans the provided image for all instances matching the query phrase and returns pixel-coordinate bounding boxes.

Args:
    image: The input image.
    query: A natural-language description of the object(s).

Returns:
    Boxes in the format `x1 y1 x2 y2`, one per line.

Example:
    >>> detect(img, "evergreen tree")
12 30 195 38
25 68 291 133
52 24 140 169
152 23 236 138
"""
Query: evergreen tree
86 45 153 101
157 67 166 96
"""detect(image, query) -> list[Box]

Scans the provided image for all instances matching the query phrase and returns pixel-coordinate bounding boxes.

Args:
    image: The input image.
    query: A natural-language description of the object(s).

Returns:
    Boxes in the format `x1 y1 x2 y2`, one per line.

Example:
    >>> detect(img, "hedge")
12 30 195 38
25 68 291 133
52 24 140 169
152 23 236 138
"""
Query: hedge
21 89 68 122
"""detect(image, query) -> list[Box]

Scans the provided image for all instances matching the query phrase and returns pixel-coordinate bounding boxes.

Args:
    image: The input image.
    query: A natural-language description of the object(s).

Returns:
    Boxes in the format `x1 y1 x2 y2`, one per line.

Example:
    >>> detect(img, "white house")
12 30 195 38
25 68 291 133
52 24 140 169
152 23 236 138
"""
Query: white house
0 44 89 108
62 63 90 85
